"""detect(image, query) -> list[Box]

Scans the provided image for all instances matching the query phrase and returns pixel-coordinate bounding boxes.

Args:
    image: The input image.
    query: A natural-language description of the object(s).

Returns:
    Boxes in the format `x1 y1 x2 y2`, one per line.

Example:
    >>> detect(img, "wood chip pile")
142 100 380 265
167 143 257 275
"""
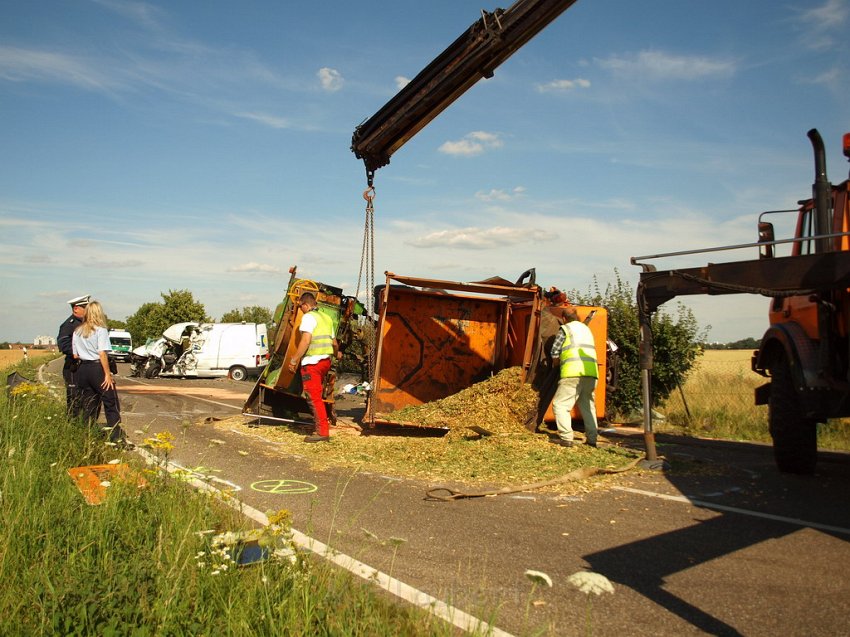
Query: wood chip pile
389 367 540 439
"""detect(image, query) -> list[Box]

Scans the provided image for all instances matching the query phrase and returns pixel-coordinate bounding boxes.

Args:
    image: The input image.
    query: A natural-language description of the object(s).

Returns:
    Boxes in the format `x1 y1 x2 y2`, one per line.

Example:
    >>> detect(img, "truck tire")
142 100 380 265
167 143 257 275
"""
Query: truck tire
229 365 248 381
768 354 817 474
144 361 161 379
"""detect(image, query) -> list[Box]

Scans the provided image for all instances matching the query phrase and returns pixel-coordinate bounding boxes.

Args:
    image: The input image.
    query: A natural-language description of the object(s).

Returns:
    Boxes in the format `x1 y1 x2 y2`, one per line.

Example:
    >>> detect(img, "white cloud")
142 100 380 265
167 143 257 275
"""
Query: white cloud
475 186 526 202
536 78 591 92
394 75 410 90
439 131 503 157
226 262 282 274
0 46 116 91
317 67 343 92
406 226 552 249
91 0 166 30
596 50 736 80
234 111 291 129
796 0 848 49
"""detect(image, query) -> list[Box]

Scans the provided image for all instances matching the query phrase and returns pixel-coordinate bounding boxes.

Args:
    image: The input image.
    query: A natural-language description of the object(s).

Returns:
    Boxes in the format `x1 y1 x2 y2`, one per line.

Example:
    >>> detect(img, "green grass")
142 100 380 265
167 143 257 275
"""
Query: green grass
0 360 471 636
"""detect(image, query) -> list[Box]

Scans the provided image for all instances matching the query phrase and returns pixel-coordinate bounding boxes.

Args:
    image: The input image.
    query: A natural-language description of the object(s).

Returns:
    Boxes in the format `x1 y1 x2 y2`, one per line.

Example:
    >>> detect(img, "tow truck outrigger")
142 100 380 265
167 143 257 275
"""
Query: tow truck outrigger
633 129 850 474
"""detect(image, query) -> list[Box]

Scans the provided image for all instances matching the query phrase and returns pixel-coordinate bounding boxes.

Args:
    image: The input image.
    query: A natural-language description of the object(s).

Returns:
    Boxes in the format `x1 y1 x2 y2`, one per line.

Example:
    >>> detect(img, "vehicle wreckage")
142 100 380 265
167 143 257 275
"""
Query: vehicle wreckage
130 321 269 381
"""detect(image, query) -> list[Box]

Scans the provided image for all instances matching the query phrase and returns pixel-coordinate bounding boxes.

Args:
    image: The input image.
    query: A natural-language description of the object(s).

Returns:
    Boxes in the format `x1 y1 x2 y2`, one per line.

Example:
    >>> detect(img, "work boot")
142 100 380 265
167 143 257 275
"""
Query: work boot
304 434 330 443
550 438 574 448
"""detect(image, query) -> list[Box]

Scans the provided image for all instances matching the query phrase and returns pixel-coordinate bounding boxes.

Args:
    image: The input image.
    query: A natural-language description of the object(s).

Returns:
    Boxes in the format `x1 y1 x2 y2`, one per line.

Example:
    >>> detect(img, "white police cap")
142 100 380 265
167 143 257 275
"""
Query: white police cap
67 295 91 307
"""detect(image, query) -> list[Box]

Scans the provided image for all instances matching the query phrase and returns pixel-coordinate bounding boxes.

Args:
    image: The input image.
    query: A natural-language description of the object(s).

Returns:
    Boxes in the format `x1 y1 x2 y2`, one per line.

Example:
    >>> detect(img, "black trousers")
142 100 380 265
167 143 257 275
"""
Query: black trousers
62 360 81 416
75 361 124 442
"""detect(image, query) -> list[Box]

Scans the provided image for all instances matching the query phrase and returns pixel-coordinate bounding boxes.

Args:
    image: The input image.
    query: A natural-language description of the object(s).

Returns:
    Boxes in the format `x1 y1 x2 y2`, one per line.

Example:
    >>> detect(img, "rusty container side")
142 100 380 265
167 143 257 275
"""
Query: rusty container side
372 286 509 415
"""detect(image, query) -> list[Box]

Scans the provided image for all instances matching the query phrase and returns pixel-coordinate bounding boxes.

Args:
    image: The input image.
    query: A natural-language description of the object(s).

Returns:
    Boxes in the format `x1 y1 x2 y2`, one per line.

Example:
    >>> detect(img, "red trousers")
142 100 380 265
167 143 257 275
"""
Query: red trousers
300 358 331 436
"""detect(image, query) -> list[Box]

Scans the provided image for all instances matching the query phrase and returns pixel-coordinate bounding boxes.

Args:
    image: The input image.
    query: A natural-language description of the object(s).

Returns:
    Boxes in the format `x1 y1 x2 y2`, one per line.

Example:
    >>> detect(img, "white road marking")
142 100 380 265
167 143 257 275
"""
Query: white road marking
613 486 850 536
133 446 513 636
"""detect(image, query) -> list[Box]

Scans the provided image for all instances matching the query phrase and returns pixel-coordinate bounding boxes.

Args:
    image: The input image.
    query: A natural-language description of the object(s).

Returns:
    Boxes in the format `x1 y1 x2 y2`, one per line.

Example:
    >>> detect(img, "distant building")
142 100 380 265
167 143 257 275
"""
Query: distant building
33 335 56 347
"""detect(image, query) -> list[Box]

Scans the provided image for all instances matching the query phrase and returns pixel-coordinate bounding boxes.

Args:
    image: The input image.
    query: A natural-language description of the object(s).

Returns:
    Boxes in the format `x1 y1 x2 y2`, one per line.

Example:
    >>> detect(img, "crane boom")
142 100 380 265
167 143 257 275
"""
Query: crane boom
350 0 579 184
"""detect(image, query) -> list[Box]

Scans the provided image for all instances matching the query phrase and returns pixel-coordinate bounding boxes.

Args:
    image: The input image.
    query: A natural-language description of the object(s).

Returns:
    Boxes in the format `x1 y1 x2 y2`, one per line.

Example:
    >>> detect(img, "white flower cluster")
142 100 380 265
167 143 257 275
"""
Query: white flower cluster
567 571 615 596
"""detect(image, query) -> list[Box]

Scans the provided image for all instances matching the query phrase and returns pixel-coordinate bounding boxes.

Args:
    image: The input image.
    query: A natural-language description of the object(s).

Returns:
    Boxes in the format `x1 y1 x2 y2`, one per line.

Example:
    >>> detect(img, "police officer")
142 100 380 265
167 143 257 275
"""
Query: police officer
57 295 89 416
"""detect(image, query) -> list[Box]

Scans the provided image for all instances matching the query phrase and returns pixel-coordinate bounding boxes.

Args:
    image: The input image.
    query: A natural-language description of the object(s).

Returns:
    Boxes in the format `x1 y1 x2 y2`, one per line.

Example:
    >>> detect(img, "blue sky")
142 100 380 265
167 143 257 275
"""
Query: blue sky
2 0 849 344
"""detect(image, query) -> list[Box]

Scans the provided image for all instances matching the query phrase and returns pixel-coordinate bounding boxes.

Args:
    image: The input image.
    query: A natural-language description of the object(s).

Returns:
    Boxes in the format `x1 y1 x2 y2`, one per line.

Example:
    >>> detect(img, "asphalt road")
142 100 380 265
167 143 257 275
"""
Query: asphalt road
47 360 850 636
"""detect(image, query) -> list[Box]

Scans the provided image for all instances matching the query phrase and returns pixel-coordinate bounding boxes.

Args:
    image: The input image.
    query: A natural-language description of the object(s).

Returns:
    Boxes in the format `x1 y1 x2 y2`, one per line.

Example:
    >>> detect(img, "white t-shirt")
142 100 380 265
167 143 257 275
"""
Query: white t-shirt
299 311 333 366
72 326 111 361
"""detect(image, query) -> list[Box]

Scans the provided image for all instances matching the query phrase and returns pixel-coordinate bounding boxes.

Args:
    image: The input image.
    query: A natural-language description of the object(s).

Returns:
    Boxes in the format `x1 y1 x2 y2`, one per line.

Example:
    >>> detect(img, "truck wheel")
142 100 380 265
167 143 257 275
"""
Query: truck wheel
769 354 817 474
229 366 248 381
144 362 161 379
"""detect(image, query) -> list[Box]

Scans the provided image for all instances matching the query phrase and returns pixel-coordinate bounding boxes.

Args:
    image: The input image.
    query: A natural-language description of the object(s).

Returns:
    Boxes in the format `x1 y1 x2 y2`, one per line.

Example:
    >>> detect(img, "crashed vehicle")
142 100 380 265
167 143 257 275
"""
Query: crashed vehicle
130 321 269 380
243 267 615 430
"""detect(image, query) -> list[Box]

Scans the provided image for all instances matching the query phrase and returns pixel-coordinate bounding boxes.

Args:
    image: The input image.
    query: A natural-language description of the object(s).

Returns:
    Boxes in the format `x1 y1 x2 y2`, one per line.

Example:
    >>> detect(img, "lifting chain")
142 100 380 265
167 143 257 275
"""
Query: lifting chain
355 186 377 427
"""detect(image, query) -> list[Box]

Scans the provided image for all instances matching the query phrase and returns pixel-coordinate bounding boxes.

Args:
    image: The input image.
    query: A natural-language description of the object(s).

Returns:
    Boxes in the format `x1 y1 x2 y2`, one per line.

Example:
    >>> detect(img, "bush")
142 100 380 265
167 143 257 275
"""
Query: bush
572 271 706 418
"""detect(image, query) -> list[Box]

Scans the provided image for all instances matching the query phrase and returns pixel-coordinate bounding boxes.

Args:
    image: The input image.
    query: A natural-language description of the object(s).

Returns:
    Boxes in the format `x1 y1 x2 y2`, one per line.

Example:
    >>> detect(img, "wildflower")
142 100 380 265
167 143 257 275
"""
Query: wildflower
144 431 175 453
567 571 614 596
525 570 553 588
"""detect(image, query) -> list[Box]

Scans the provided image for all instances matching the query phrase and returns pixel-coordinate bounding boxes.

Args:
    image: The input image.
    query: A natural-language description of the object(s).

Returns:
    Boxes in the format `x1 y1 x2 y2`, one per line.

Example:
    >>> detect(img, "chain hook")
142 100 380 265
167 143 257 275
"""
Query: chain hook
362 186 376 207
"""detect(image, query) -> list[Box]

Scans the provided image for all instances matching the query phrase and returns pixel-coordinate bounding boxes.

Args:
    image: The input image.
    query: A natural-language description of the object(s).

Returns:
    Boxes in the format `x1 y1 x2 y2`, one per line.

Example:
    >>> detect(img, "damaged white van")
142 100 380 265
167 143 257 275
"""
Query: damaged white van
130 322 269 380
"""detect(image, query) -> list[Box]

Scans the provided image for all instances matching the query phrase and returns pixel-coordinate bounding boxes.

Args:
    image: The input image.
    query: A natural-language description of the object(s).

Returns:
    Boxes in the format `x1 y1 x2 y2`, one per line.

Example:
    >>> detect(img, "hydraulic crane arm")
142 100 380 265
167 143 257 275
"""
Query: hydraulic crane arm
351 0 579 185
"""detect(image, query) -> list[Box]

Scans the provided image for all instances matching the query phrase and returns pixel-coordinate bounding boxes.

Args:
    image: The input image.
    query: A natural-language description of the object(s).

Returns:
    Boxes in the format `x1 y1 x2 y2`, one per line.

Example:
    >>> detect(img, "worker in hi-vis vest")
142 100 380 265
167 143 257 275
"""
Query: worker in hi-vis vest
549 306 599 448
288 292 339 443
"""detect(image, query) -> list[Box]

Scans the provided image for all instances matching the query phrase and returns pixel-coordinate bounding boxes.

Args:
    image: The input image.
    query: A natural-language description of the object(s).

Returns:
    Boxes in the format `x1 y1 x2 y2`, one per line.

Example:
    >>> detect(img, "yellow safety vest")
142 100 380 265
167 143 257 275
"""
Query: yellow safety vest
305 310 335 357
558 321 598 379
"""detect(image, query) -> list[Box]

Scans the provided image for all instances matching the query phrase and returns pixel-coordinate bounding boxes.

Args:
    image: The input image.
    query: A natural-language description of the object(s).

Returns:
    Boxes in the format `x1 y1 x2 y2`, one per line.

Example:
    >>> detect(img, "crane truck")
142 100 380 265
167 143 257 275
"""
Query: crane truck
245 1 607 430
349 0 617 427
633 130 850 474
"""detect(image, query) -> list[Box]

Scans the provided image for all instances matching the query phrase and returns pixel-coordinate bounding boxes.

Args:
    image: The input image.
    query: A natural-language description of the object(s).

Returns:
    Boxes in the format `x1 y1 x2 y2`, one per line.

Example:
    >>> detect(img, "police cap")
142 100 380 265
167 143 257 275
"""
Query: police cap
67 295 91 307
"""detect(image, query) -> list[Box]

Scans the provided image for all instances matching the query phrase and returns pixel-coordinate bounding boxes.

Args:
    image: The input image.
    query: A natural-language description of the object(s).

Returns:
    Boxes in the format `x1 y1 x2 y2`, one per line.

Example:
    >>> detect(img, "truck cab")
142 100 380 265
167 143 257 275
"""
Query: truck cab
107 329 133 362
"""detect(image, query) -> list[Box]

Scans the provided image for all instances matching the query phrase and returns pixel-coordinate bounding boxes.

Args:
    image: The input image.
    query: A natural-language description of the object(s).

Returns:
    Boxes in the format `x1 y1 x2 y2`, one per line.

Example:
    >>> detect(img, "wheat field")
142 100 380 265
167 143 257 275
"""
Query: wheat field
0 349 57 368
661 349 850 449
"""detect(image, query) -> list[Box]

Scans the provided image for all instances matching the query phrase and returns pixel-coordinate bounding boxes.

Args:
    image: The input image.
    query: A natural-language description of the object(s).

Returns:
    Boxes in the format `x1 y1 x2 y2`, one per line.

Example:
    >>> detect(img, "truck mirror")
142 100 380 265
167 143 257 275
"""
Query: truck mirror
758 221 775 259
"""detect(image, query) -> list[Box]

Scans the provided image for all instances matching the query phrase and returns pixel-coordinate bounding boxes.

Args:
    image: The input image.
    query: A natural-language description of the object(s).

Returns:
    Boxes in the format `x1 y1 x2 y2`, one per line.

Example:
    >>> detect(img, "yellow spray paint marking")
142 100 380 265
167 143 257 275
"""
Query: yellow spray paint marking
250 479 318 495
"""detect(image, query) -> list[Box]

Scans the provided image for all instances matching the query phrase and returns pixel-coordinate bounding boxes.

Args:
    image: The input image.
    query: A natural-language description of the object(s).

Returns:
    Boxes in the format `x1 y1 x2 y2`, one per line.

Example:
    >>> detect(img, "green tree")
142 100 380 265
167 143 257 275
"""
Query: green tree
125 290 208 346
571 271 706 418
220 306 272 326
106 319 126 330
